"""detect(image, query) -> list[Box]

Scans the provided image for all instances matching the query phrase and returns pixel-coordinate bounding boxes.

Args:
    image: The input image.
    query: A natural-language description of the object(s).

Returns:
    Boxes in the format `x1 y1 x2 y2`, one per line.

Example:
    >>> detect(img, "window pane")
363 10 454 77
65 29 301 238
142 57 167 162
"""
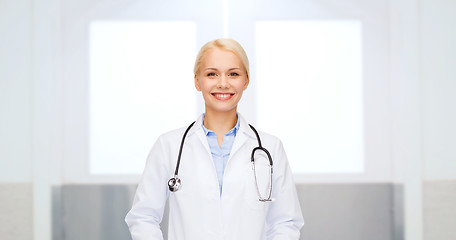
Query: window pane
89 21 196 174
256 20 364 173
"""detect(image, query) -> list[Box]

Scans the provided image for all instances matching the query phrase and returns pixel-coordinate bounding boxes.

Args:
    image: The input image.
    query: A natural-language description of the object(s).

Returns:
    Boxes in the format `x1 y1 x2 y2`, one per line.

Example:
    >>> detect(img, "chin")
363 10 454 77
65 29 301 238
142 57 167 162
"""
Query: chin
206 105 238 114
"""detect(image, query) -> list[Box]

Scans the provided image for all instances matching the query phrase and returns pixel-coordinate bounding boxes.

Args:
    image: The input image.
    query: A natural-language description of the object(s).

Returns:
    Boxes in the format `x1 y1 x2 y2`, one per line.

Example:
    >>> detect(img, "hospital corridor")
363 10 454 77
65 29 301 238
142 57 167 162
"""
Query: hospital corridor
1 0 455 239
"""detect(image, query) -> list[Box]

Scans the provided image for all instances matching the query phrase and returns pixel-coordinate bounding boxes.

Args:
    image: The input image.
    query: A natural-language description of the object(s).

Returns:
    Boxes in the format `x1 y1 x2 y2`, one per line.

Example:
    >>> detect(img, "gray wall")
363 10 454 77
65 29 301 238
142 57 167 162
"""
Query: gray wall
53 183 402 240
0 183 33 240
297 184 399 240
53 185 134 240
423 180 456 240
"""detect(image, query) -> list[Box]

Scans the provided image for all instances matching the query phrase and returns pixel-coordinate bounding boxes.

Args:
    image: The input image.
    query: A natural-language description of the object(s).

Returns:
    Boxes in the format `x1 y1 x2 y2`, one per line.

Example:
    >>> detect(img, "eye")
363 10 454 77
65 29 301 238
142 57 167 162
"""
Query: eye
229 72 239 76
207 72 217 77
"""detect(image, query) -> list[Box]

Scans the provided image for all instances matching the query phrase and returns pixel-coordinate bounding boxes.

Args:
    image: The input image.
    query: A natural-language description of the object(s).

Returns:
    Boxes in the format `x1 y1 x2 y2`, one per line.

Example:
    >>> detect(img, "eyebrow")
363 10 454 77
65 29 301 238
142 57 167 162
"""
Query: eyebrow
204 67 241 71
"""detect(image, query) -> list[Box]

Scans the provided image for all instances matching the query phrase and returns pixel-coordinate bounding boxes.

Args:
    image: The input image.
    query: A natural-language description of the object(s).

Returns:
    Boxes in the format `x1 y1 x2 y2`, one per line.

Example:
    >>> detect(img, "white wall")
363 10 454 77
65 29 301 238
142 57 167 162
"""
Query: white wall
421 0 456 181
389 0 422 239
420 1 456 239
30 1 64 239
389 1 456 240
1 0 64 239
0 1 34 239
60 0 394 184
0 0 33 183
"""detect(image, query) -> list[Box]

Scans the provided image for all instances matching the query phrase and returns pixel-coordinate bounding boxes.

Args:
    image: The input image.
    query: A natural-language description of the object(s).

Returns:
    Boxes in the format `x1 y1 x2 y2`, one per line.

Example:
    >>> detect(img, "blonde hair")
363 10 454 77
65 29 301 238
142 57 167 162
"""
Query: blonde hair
193 38 250 78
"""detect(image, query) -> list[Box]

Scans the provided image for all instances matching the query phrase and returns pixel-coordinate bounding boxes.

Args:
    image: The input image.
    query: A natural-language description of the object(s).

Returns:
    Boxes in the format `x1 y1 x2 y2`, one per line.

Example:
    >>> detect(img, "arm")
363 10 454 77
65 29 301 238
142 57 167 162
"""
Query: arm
125 137 170 240
266 140 304 240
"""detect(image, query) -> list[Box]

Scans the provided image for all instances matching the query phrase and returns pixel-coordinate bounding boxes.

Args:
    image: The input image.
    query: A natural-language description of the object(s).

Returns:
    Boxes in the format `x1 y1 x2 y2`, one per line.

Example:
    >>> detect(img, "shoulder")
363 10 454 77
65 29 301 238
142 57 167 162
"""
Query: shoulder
244 124 283 150
255 128 281 144
156 124 193 146
238 113 283 148
159 126 187 140
145 124 195 164
238 113 277 140
245 127 290 168
157 116 202 144
259 130 284 153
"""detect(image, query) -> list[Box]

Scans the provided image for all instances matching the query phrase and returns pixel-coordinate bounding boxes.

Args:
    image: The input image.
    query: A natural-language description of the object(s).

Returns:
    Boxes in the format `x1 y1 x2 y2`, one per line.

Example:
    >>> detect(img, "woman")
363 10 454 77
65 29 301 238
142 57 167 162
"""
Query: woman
125 38 304 240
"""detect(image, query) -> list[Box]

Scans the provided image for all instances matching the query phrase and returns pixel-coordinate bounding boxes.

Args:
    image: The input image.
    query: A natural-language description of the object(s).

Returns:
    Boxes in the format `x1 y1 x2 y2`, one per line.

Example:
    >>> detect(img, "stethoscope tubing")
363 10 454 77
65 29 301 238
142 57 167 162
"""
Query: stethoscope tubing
169 121 274 202
173 121 196 178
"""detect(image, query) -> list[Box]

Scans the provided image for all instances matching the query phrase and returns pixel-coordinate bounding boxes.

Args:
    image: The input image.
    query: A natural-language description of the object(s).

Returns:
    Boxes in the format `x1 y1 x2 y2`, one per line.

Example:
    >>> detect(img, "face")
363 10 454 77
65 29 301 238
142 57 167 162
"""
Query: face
194 48 249 115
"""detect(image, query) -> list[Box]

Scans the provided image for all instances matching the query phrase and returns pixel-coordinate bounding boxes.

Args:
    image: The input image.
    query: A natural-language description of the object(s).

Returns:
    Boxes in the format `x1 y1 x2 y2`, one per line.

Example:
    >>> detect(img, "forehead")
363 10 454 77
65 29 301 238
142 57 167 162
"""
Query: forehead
200 48 243 68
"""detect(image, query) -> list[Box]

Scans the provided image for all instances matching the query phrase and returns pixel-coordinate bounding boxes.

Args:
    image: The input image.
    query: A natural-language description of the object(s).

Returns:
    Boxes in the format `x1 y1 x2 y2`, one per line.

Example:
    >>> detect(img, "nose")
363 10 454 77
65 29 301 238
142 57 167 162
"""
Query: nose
217 75 230 88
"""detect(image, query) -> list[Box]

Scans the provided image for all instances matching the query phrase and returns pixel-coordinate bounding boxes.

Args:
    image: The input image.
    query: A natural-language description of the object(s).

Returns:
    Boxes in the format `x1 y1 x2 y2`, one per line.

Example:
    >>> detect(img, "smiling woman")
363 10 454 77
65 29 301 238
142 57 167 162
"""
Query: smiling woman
125 38 304 240
194 47 249 145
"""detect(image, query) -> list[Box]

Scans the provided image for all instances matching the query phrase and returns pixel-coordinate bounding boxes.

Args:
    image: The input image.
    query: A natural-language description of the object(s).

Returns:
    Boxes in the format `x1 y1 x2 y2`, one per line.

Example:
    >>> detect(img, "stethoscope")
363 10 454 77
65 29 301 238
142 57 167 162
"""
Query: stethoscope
168 121 274 202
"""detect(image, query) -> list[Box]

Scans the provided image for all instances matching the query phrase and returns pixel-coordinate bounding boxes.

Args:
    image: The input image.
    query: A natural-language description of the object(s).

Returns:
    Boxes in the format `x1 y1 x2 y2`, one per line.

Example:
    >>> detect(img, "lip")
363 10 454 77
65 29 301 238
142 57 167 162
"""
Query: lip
211 92 234 101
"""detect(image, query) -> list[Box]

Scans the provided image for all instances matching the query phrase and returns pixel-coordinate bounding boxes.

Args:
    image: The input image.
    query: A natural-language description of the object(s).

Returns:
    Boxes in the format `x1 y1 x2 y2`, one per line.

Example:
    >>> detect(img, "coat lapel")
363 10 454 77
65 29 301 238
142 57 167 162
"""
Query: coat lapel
189 114 212 157
229 113 256 160
188 113 257 166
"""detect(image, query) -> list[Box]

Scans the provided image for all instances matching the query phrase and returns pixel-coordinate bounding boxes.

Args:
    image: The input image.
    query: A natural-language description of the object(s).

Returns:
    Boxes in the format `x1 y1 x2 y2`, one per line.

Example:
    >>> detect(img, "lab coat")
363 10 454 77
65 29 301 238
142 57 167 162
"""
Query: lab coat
125 114 304 240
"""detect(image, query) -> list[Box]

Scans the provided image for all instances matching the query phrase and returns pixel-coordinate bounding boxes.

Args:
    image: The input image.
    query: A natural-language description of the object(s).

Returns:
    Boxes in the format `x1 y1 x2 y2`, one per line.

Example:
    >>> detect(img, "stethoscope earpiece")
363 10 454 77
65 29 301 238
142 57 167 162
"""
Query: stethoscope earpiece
168 177 181 192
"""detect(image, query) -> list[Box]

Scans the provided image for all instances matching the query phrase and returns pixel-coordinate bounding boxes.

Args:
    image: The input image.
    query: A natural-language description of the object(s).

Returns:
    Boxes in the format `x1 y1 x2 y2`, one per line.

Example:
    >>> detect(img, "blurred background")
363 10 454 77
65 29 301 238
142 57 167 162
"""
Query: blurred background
1 0 455 239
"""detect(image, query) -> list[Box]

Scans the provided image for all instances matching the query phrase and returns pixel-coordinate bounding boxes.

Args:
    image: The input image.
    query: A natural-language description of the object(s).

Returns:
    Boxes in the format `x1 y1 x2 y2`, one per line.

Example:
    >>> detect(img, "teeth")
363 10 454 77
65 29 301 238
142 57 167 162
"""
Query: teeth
215 93 231 98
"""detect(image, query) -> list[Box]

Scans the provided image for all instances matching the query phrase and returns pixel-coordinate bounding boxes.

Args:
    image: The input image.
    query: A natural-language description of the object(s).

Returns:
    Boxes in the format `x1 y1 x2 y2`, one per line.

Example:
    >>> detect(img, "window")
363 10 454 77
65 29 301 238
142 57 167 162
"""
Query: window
256 20 364 173
89 21 197 174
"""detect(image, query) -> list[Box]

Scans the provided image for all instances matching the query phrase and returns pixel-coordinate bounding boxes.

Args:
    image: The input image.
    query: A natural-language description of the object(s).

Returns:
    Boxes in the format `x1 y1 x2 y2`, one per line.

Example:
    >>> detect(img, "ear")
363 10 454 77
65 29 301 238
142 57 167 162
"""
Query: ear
243 75 250 90
194 74 201 91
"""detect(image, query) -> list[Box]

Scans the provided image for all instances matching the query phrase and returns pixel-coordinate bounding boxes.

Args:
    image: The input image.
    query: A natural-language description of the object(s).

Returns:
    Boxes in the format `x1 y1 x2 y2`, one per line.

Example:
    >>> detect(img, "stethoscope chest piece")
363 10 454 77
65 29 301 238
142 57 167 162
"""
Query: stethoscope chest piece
168 176 181 192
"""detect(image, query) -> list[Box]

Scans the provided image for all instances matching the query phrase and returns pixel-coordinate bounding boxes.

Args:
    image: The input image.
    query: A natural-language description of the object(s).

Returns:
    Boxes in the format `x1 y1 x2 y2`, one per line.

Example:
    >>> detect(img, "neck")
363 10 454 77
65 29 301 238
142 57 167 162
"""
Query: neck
203 108 237 135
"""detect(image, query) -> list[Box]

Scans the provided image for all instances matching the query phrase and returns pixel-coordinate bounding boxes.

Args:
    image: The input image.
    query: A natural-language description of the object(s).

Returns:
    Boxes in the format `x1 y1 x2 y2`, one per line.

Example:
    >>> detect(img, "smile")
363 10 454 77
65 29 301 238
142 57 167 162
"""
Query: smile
212 93 234 100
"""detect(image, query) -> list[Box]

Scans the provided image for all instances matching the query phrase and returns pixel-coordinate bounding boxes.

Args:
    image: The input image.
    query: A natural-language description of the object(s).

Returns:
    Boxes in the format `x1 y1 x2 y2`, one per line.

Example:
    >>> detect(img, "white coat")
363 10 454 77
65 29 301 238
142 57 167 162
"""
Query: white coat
125 114 304 240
